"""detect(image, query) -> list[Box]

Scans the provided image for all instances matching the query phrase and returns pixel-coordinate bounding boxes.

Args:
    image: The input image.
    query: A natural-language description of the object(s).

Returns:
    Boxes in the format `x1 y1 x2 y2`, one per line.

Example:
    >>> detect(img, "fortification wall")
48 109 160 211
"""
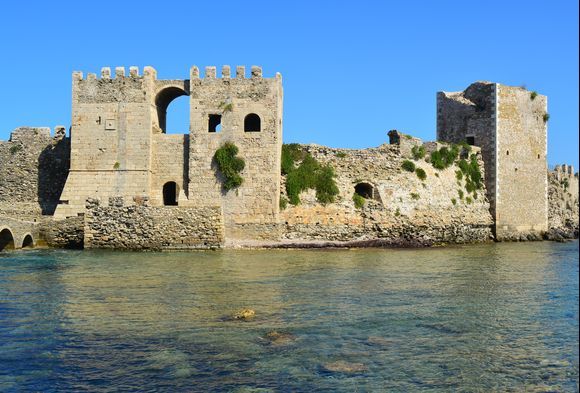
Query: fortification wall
84 198 224 250
278 142 494 245
547 165 579 239
495 85 548 238
0 127 69 219
54 67 155 219
185 66 283 240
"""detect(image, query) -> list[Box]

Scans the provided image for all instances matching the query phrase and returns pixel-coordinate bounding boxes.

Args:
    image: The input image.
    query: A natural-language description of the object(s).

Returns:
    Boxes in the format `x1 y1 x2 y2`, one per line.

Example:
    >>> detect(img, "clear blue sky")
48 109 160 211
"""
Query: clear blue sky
1 0 578 167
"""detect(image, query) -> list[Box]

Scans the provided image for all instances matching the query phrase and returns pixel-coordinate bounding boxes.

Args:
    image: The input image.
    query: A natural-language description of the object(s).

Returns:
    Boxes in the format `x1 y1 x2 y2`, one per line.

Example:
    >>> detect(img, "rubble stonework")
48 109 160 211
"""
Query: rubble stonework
279 143 494 245
0 68 578 250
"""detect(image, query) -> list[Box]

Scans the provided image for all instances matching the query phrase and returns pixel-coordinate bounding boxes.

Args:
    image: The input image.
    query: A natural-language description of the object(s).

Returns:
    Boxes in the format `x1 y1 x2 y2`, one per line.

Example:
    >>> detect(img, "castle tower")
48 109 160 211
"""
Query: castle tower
54 65 283 241
437 82 548 239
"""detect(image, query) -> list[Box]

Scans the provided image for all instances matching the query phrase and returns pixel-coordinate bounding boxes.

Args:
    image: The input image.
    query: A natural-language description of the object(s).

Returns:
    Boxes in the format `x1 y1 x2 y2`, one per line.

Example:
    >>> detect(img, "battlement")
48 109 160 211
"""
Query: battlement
73 65 281 82
553 164 579 179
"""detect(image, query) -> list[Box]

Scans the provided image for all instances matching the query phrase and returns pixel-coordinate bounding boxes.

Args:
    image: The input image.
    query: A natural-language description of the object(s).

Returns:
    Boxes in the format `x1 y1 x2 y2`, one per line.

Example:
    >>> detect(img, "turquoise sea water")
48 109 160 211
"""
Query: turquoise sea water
0 241 578 392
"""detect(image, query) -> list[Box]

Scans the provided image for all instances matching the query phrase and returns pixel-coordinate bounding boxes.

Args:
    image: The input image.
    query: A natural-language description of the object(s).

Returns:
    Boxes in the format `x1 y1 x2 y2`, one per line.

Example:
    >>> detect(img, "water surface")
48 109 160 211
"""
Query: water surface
0 241 578 392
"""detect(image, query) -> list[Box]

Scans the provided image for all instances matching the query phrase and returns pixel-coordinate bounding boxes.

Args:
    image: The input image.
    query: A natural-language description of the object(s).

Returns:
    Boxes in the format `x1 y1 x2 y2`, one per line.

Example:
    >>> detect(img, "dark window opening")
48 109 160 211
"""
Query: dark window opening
0 228 15 251
208 115 222 133
355 183 374 199
163 182 178 206
244 113 261 132
537 154 541 159
22 235 33 249
466 136 475 145
506 150 509 155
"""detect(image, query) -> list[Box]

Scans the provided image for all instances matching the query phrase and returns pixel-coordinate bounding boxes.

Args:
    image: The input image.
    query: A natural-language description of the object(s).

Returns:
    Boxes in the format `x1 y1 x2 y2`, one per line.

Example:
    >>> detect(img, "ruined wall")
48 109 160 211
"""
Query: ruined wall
84 198 224 250
547 165 579 239
186 66 283 241
279 142 494 245
38 216 84 249
495 85 548 238
437 82 548 240
0 127 69 219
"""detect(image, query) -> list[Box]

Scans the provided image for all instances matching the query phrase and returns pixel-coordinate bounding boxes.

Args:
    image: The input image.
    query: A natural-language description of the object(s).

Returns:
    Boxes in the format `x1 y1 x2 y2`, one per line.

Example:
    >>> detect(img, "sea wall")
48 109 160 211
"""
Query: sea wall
84 198 224 250
279 142 494 246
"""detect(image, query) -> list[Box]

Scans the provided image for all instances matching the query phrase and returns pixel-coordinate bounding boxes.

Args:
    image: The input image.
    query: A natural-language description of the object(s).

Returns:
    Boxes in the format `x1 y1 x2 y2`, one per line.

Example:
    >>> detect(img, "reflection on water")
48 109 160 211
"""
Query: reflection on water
0 242 578 392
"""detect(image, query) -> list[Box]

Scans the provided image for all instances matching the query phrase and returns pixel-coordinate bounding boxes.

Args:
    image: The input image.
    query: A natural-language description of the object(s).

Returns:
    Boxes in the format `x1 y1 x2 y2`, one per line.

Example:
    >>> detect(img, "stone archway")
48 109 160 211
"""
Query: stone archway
155 83 190 133
0 228 15 251
22 234 34 249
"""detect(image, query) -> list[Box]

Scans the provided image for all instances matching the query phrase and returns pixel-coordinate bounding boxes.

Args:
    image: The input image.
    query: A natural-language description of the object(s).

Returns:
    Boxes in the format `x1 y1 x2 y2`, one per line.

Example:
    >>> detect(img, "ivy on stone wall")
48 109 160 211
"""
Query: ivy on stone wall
214 142 245 191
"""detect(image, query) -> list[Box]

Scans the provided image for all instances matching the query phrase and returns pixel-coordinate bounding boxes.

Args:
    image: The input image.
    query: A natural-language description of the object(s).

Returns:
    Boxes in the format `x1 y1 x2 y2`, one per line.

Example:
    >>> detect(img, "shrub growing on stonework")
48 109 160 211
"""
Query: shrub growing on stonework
530 91 538 100
401 160 416 172
214 142 245 191
411 145 426 160
283 147 339 205
9 145 22 154
430 145 459 170
543 113 550 123
415 167 427 181
352 192 365 209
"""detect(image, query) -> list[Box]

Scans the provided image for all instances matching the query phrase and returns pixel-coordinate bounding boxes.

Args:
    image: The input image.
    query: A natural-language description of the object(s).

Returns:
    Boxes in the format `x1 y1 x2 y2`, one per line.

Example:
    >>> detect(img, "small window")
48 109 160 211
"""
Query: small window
466 136 475 145
537 154 540 159
208 114 222 133
244 113 261 132
506 150 509 156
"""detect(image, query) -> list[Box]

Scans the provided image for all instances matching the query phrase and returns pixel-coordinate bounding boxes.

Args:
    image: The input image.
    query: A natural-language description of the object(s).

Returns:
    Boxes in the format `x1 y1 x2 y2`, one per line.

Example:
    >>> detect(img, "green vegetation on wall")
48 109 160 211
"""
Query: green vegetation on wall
411 145 426 160
352 192 365 209
401 160 416 172
214 142 245 191
415 167 427 181
282 144 339 205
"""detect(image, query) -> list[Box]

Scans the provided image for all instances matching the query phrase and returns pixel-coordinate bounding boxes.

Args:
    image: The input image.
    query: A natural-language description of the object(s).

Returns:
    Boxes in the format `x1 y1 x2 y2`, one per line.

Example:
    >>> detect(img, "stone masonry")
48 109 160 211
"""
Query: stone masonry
54 66 282 242
437 82 548 240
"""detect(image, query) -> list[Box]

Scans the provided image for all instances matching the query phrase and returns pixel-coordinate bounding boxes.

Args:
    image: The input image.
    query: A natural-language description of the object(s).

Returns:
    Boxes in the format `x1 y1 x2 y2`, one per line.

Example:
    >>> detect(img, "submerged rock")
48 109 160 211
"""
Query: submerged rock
262 331 296 346
322 360 367 373
233 308 256 320
366 336 395 347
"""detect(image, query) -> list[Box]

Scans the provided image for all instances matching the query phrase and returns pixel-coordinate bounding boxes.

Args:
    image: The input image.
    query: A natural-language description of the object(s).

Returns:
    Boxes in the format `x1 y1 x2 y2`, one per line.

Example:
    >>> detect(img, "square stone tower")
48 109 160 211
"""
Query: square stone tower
54 65 283 241
437 82 548 239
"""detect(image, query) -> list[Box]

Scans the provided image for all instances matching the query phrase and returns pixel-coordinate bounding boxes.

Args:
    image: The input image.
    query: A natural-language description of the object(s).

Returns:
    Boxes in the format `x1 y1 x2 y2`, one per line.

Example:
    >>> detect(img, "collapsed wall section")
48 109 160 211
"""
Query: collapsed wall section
0 127 69 219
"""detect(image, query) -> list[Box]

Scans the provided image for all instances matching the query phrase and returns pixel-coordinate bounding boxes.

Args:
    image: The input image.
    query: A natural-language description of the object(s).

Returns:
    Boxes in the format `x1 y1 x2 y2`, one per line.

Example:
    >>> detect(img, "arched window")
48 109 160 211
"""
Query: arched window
0 228 15 251
244 113 261 132
22 234 34 249
155 86 189 134
163 182 178 206
354 183 374 199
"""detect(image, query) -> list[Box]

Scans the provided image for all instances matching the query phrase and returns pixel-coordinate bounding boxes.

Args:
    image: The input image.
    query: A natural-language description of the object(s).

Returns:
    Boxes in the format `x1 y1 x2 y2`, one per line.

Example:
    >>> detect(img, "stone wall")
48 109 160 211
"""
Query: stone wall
437 82 548 240
279 142 494 246
0 127 69 219
38 216 84 249
547 165 579 239
84 198 224 250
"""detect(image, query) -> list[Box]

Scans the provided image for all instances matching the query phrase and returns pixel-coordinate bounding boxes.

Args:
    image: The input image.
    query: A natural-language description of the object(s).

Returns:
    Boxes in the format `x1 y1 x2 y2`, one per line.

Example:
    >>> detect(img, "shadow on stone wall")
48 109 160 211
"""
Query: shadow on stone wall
38 137 70 215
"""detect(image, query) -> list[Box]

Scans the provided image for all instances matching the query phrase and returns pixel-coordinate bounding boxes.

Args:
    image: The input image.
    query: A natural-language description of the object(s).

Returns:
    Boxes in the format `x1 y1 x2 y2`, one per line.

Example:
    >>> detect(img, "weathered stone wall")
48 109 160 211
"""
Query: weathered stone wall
495 85 548 238
437 82 548 240
186 66 283 241
279 142 494 245
0 127 69 219
547 165 579 239
84 198 224 250
38 216 84 249
53 65 283 243
0 216 40 250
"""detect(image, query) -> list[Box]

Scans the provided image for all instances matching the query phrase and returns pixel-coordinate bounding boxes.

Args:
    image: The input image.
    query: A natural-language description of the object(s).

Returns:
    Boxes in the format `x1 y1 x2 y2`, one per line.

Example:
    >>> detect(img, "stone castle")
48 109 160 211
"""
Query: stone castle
0 66 577 250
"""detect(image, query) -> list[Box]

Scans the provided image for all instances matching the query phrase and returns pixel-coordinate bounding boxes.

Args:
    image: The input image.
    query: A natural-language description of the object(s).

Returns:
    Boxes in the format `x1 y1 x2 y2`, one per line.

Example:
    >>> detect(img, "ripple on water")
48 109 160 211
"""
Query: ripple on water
0 241 578 392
